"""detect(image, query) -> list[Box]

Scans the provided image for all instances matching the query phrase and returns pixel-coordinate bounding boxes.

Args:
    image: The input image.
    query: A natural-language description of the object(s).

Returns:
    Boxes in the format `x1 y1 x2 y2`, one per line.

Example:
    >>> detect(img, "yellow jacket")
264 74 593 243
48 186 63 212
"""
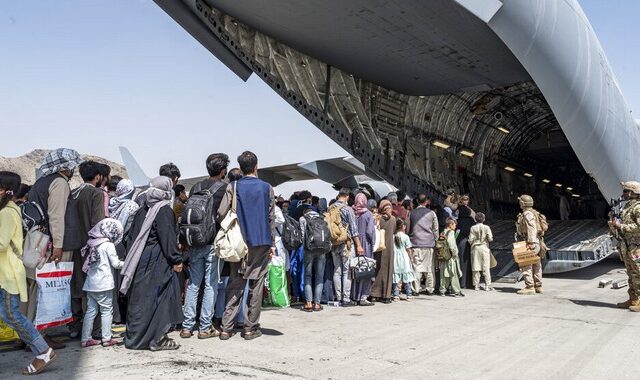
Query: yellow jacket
0 201 28 302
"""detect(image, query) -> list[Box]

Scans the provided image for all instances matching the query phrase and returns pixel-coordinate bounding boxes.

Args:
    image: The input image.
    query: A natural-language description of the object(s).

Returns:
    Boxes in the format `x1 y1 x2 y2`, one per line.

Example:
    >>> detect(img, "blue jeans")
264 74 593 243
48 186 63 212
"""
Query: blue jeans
392 282 412 297
183 245 220 332
304 249 327 304
82 290 113 343
0 289 49 354
289 247 305 299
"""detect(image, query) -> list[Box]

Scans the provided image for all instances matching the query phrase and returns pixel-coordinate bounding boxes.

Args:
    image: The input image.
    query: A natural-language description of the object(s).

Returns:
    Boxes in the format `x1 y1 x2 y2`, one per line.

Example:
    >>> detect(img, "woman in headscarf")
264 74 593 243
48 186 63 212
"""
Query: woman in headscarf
107 178 139 324
352 192 376 306
121 176 183 351
108 179 139 235
370 199 396 303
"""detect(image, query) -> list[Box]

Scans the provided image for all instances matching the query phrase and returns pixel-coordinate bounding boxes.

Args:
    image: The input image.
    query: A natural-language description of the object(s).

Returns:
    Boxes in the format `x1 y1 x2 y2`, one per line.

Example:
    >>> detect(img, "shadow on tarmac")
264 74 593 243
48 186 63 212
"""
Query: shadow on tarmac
568 299 618 309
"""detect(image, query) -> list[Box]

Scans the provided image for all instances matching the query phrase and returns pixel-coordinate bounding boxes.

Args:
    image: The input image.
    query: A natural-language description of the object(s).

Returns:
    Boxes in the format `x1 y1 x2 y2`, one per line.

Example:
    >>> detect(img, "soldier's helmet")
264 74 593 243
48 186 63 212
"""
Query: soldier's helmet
518 194 534 208
621 181 640 195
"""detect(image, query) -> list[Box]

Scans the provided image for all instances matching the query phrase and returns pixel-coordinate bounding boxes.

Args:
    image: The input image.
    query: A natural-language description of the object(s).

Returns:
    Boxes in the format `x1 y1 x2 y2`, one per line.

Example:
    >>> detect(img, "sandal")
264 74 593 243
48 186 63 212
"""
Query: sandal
22 348 56 375
301 303 314 312
150 336 180 351
198 328 220 339
313 304 323 312
179 329 192 339
101 339 122 347
81 339 101 348
243 330 262 341
219 331 234 341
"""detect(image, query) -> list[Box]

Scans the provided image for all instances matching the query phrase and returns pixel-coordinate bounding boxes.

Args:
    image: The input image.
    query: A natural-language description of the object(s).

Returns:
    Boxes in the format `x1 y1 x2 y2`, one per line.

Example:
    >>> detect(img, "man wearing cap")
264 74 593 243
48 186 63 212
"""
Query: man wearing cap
611 181 640 311
515 194 544 295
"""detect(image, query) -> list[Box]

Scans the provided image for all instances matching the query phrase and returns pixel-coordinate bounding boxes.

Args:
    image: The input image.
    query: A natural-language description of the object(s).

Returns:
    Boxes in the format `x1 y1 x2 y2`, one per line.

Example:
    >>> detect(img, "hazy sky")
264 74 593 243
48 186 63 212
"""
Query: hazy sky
1 1 639 199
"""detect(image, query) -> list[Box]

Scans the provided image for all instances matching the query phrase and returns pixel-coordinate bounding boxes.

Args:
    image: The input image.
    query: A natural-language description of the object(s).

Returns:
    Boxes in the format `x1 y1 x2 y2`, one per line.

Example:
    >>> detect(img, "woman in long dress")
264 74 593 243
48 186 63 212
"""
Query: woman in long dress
121 176 184 350
370 200 396 303
107 179 139 323
352 193 376 306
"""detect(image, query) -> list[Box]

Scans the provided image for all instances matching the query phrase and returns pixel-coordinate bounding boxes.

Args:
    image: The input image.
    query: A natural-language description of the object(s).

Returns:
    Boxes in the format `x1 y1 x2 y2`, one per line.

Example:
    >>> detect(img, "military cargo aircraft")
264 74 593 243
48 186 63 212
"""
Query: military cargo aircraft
150 0 636 275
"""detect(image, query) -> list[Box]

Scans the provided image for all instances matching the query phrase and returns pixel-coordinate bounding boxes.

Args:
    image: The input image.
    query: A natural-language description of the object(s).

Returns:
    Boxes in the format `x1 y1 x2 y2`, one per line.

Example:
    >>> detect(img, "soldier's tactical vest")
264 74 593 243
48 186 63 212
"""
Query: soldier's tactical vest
516 209 549 238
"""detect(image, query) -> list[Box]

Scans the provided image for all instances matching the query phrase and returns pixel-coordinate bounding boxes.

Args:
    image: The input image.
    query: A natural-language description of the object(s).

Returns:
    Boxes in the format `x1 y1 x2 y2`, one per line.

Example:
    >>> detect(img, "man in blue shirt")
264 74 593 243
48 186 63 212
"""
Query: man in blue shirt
217 151 275 341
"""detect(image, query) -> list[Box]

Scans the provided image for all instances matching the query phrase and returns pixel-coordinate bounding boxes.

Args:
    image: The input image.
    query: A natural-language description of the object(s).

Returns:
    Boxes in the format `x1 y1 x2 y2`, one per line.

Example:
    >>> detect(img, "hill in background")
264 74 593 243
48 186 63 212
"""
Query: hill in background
0 149 128 188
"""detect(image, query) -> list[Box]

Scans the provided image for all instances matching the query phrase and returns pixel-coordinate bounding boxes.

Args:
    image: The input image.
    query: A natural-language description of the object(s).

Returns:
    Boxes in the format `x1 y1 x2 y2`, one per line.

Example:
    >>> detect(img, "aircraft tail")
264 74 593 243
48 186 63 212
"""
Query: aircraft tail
119 146 150 187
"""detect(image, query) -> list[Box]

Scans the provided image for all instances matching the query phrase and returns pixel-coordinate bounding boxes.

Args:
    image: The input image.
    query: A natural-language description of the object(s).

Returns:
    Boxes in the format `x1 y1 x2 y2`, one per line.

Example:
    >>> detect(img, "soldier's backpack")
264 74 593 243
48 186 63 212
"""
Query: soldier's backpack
435 232 452 261
304 213 332 252
325 204 349 245
179 181 225 247
516 209 549 237
281 215 303 251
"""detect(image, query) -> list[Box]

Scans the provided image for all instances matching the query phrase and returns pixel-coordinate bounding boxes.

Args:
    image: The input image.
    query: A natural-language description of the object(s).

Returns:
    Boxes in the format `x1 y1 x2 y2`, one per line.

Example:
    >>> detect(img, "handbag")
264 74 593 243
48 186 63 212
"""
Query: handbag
214 183 248 262
373 228 386 253
489 253 498 269
22 227 51 270
350 256 376 281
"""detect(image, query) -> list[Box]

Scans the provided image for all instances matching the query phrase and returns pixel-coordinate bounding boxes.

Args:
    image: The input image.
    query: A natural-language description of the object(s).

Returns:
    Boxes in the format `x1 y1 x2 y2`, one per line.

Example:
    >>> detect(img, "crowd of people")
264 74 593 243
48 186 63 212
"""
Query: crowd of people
1 147 530 376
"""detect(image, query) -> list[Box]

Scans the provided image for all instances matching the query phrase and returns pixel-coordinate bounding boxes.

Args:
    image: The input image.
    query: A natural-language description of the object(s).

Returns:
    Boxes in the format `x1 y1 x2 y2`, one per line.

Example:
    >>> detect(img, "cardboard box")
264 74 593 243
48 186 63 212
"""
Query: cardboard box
512 241 541 267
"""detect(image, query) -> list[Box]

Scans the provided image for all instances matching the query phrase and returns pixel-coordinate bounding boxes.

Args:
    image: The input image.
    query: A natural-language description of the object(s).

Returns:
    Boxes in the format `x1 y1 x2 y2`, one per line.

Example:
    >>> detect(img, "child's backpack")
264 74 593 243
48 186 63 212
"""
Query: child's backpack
435 232 452 261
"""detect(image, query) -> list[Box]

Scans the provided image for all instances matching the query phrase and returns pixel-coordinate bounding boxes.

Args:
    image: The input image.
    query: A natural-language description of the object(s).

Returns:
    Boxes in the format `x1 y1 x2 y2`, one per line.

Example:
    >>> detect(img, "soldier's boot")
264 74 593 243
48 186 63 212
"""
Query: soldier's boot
517 287 536 295
617 298 639 309
535 287 544 294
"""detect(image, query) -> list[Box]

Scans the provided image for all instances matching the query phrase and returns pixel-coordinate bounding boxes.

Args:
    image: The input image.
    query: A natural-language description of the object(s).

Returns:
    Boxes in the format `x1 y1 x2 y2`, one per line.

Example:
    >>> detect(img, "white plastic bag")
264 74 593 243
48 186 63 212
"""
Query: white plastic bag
34 262 73 330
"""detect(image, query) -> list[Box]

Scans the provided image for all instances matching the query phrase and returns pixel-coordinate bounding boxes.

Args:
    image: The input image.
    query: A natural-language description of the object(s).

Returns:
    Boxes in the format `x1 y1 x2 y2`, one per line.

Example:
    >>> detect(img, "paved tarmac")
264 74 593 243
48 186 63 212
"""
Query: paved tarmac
0 257 637 380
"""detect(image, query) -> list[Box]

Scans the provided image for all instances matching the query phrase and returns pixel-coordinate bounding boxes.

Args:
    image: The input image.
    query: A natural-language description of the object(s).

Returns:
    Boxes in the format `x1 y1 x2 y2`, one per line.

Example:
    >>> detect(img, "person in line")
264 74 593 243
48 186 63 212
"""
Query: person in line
409 194 439 295
172 184 188 220
0 171 56 375
80 219 125 348
15 183 31 206
25 149 82 349
352 193 376 306
289 190 312 304
217 151 275 341
392 218 416 301
180 153 229 339
439 218 463 297
468 212 494 291
456 195 475 289
121 176 183 351
97 163 111 217
611 182 640 310
214 167 245 328
135 163 181 206
107 178 139 324
388 192 407 221
329 188 363 307
299 207 329 311
63 160 106 339
370 199 396 303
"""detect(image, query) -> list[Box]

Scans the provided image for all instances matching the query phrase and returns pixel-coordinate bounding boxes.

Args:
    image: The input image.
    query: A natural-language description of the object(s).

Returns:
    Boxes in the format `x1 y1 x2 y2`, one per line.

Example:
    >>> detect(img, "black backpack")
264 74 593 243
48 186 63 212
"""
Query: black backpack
304 213 332 252
179 181 225 247
63 184 88 251
281 215 303 251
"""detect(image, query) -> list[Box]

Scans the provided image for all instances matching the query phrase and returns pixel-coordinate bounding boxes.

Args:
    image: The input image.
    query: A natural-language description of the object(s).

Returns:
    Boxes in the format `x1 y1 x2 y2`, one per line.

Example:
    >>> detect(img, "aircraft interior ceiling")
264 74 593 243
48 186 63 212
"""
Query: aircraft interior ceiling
161 0 607 220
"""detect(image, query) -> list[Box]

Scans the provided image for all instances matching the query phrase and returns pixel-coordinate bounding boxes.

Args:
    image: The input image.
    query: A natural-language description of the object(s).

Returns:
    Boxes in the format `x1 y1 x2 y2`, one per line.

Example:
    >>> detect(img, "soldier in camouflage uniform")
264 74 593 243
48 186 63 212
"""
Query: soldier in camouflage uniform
515 195 544 295
610 181 640 311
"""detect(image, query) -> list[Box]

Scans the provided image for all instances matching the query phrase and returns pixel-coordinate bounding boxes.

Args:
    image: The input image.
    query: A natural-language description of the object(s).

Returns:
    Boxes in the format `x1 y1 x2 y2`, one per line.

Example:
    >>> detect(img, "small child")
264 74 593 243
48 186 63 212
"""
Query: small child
439 218 463 297
468 212 494 291
80 218 125 348
392 219 416 301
